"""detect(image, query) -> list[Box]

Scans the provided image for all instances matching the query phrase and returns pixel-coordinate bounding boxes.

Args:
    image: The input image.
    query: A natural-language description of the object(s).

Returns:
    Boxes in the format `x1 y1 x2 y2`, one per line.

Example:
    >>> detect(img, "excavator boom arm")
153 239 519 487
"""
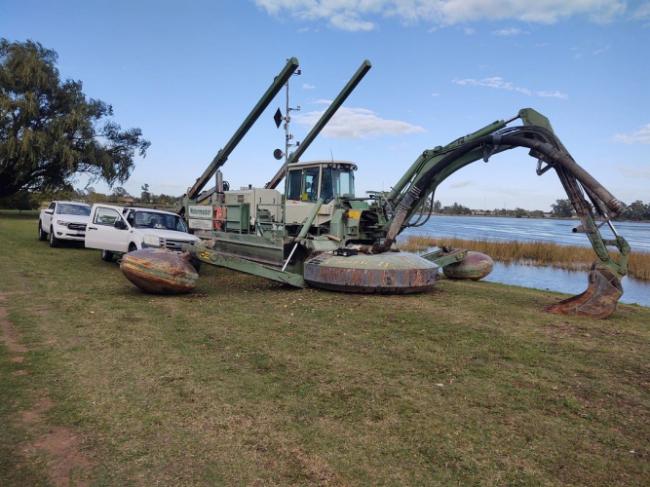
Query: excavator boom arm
376 108 629 318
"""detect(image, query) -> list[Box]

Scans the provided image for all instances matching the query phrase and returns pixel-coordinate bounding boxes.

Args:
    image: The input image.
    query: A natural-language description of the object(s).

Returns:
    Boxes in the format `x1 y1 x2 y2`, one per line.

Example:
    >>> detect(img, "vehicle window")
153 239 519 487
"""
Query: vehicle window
287 170 302 201
332 168 355 196
304 167 320 202
132 211 186 232
48 202 55 210
56 204 91 216
94 208 121 226
320 167 334 203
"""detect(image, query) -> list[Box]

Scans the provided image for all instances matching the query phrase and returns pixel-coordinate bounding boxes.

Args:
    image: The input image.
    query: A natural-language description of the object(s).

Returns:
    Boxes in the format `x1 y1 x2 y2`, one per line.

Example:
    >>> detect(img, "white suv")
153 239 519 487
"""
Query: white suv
85 204 200 266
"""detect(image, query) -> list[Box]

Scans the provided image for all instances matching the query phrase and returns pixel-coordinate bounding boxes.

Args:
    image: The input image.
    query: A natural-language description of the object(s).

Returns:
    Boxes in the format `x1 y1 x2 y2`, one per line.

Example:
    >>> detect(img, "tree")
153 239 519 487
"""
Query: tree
140 183 151 204
513 207 527 218
110 186 130 203
624 200 649 221
433 200 442 213
0 39 150 198
0 190 41 211
551 199 574 218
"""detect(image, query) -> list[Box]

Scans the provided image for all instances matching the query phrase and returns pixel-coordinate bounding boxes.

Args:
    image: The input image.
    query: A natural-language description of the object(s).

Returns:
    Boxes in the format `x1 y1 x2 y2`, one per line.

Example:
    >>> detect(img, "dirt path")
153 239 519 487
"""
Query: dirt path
1 293 96 486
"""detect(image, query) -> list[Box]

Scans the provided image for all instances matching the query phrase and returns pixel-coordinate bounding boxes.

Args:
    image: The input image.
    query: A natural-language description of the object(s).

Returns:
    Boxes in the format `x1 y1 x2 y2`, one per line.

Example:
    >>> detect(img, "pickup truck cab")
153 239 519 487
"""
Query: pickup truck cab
85 204 200 264
38 201 91 247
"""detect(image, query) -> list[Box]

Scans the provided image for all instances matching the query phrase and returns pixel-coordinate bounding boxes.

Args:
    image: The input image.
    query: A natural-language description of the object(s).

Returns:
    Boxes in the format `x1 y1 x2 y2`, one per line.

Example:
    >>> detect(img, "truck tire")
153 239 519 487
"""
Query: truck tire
38 221 47 241
101 250 114 262
49 227 59 248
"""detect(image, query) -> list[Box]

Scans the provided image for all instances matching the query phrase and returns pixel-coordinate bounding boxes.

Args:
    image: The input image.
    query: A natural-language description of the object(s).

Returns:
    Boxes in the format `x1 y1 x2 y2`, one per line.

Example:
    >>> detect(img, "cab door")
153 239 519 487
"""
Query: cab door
285 166 321 224
85 205 130 252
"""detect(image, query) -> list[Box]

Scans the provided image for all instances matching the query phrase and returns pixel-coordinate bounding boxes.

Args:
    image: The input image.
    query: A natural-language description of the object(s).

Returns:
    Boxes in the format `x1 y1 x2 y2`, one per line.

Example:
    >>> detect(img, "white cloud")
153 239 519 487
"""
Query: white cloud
431 92 440 97
453 77 532 95
463 27 475 35
613 124 650 144
450 180 472 188
537 90 569 99
329 12 376 31
294 106 426 139
454 77 569 99
298 27 309 32
619 166 650 178
492 27 528 36
302 83 316 89
632 2 650 20
254 0 627 31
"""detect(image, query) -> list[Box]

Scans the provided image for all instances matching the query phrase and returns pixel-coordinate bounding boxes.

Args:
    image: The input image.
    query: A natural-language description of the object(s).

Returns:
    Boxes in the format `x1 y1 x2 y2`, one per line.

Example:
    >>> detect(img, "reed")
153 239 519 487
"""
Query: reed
401 235 650 281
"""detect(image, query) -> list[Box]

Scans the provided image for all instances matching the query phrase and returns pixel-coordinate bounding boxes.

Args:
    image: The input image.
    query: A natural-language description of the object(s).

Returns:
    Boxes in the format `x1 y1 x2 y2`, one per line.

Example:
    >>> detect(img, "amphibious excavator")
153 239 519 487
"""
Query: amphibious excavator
123 57 630 319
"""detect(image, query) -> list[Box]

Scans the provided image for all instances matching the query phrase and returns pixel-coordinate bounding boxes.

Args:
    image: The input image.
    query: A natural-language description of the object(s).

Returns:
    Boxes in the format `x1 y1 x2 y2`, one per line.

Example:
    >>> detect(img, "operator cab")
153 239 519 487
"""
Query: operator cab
286 160 356 203
285 160 357 226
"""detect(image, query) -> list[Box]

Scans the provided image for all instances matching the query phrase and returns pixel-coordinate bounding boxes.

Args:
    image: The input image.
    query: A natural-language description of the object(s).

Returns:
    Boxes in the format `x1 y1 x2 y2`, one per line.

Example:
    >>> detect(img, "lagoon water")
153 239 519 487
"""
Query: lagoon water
401 215 650 307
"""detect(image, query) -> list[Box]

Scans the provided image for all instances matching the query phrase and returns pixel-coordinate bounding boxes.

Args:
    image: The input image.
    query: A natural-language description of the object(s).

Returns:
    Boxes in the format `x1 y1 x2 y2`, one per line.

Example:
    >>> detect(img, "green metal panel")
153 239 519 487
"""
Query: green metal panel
225 204 250 233
189 244 305 288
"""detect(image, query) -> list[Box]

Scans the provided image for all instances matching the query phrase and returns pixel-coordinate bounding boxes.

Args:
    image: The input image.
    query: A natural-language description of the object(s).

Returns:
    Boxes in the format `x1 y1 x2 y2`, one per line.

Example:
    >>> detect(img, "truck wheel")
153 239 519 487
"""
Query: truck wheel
49 227 59 248
101 250 114 262
128 243 137 252
38 221 47 241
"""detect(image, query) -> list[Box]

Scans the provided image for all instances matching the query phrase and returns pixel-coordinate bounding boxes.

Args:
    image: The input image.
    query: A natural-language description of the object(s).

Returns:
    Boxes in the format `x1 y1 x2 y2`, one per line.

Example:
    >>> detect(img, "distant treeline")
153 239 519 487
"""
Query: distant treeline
0 184 179 211
426 199 650 221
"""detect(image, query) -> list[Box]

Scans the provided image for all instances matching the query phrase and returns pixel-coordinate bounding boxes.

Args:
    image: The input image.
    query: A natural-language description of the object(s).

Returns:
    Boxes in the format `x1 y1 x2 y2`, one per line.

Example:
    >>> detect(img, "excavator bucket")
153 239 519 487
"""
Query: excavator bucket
543 263 623 319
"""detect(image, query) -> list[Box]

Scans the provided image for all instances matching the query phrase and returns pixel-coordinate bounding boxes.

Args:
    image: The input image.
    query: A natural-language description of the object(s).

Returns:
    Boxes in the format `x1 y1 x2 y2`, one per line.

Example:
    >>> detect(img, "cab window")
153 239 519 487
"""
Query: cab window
287 170 302 201
303 167 320 202
94 207 121 226
287 167 320 202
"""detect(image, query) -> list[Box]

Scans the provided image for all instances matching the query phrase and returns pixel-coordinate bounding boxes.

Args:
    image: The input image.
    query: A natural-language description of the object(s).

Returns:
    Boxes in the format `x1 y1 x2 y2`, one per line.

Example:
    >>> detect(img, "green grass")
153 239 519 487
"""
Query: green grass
401 235 650 281
1 210 649 486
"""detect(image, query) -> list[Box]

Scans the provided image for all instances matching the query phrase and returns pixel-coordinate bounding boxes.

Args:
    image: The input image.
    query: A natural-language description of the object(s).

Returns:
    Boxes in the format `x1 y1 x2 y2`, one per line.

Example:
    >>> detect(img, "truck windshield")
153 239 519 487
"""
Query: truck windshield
131 211 187 232
321 166 355 202
56 204 91 216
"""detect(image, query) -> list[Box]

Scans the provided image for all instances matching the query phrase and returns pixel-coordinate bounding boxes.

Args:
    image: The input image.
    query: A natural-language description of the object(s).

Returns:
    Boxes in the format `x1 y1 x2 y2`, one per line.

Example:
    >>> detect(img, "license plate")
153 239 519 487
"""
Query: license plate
76 231 84 236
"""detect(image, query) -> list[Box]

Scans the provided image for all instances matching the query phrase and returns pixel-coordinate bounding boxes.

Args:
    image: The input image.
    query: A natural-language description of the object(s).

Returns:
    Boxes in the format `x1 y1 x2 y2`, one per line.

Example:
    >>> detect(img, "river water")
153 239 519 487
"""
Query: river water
400 215 650 307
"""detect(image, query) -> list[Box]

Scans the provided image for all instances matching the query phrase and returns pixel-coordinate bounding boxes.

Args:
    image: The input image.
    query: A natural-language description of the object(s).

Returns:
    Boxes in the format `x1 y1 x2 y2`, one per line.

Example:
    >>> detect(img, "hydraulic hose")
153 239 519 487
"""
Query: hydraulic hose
373 129 625 254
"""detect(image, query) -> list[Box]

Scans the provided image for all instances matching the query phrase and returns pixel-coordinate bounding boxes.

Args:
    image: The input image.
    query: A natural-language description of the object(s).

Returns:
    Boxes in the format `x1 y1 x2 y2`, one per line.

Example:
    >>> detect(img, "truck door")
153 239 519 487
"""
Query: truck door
85 206 130 252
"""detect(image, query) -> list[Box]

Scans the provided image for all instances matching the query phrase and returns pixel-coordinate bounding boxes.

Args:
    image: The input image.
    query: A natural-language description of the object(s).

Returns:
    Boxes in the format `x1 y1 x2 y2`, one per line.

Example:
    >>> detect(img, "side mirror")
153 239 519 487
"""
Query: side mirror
45 209 54 214
114 220 127 230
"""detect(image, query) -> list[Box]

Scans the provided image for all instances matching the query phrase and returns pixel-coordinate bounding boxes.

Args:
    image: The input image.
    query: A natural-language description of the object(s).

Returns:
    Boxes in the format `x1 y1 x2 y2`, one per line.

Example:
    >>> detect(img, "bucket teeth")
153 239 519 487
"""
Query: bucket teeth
543 263 623 319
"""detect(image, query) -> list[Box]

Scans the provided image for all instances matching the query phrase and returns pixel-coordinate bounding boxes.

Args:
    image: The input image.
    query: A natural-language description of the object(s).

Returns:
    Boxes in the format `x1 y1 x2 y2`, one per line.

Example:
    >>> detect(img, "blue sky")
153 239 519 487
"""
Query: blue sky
2 0 649 210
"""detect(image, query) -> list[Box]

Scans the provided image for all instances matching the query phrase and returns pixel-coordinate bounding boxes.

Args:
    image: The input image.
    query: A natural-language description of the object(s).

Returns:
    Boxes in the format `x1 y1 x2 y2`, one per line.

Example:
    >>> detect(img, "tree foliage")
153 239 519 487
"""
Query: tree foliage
551 199 574 218
623 200 650 221
0 39 150 198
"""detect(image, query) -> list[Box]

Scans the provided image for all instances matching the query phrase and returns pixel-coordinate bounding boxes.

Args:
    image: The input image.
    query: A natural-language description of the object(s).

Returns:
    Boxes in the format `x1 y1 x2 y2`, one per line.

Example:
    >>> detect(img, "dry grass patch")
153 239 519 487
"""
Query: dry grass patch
401 235 650 280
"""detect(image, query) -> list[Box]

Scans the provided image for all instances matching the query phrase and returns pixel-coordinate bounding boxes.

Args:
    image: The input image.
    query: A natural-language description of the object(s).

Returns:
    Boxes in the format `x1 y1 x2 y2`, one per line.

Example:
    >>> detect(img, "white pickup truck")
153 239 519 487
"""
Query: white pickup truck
38 201 92 247
85 204 201 266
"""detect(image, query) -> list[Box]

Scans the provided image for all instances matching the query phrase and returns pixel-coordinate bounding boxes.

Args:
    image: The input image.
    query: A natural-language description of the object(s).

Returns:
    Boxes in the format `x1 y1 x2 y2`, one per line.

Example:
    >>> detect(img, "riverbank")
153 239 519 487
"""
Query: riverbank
401 235 650 281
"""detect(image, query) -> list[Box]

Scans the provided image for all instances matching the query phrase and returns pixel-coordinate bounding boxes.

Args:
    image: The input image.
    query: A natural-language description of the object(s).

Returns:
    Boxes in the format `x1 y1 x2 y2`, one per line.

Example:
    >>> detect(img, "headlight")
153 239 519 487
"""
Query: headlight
56 220 69 226
143 235 161 246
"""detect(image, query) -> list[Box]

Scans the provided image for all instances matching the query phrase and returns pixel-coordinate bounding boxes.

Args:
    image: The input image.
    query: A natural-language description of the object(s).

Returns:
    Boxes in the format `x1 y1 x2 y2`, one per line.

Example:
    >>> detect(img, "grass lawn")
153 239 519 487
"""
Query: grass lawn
1 210 649 486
